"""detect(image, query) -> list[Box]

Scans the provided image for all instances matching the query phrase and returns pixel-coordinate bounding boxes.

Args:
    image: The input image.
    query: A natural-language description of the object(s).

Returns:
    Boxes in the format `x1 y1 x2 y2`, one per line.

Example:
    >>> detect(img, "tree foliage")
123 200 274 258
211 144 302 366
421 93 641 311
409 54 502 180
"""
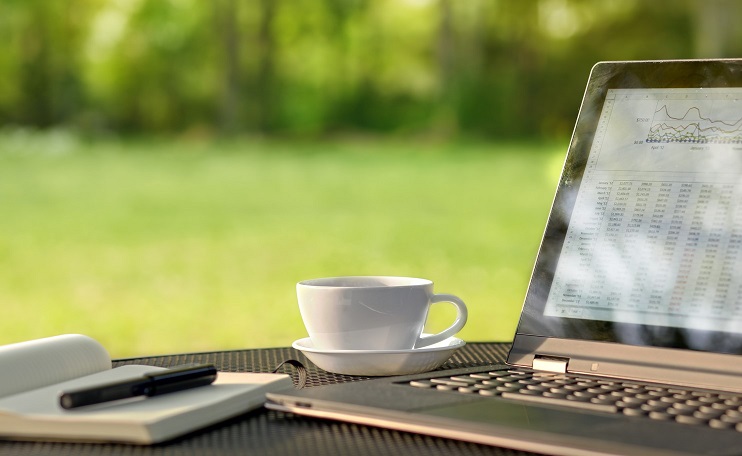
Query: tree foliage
1 0 740 139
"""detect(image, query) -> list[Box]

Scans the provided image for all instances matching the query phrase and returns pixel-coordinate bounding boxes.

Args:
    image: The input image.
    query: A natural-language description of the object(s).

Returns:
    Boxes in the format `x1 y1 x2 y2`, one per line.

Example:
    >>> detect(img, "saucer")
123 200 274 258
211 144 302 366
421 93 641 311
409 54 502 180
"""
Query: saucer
292 336 465 376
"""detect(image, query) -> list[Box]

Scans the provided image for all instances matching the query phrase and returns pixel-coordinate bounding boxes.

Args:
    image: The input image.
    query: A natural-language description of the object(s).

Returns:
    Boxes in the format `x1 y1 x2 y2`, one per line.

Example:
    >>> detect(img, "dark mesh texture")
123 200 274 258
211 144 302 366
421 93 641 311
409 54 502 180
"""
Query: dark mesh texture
0 343 537 456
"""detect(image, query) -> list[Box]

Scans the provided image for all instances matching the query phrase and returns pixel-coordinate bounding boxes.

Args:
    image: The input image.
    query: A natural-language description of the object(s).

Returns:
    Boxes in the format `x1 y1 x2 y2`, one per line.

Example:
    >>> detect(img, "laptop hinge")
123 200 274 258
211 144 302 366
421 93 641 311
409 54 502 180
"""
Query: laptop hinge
532 355 569 373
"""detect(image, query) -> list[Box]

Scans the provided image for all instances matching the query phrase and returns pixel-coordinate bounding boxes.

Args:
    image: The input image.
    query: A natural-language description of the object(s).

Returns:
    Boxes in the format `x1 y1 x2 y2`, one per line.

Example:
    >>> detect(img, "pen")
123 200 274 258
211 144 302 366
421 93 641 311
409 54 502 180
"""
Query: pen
59 364 218 409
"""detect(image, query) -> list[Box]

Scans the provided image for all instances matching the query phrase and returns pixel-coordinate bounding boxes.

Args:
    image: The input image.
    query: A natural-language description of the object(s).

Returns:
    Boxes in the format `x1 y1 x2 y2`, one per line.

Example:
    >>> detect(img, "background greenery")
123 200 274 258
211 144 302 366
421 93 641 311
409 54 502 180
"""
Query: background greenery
0 135 561 355
5 0 741 138
1 0 740 356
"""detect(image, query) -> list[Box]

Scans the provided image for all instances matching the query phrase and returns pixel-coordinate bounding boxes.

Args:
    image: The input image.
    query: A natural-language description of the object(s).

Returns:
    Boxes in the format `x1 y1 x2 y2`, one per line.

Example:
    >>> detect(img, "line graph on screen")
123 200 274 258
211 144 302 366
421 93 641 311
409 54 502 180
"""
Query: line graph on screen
646 103 742 144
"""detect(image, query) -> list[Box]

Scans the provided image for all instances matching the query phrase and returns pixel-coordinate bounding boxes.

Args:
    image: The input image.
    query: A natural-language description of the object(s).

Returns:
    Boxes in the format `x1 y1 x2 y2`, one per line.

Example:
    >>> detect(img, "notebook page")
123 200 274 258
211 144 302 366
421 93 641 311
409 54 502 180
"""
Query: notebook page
0 334 111 399
0 365 163 415
0 367 284 417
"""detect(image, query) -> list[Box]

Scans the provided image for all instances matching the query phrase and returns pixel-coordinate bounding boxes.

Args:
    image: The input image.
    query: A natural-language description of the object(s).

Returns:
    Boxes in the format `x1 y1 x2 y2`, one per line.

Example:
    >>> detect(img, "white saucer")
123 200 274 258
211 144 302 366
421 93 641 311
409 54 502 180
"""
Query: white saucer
292 336 465 376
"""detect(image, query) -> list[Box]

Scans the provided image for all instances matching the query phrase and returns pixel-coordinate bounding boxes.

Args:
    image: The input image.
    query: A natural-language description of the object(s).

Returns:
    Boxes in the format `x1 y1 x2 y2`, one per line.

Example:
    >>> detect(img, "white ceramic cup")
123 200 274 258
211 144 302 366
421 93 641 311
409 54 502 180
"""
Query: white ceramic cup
297 276 467 351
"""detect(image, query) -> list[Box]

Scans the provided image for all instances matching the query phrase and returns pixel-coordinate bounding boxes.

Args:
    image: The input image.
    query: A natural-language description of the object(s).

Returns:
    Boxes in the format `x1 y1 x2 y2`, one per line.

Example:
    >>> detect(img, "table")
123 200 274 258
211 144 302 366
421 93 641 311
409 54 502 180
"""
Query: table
0 342 538 456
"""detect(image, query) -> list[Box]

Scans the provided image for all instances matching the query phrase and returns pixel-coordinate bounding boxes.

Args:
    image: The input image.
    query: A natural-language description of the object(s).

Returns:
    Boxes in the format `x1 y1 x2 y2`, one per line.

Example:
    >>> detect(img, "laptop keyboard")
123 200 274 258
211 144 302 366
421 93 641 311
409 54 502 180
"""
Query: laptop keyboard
404 369 742 432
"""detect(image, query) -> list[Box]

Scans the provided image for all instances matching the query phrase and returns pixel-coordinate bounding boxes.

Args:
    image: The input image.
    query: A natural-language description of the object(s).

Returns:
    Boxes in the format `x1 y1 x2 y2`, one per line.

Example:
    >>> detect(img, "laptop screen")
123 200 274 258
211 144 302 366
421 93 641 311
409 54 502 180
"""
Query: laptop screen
517 60 742 355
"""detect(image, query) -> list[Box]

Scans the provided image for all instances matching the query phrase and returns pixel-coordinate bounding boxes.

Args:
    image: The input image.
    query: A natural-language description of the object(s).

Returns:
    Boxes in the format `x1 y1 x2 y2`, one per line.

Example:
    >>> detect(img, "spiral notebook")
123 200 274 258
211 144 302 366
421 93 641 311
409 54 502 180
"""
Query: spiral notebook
0 334 292 444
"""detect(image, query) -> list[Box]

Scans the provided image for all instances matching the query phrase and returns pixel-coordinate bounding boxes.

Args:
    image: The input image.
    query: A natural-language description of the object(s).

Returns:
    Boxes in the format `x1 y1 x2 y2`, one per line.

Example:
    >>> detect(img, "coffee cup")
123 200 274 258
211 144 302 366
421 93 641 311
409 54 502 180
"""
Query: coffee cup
297 276 467 351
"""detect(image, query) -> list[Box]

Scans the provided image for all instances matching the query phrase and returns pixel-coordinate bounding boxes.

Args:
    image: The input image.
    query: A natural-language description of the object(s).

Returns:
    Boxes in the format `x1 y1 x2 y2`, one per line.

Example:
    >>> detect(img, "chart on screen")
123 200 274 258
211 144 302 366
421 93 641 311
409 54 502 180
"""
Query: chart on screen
545 88 742 335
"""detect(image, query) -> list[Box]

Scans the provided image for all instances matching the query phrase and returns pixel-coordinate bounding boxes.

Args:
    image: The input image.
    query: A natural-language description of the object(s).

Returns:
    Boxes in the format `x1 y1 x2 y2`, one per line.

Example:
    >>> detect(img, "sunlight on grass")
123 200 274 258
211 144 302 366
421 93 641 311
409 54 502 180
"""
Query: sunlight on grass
0 135 565 357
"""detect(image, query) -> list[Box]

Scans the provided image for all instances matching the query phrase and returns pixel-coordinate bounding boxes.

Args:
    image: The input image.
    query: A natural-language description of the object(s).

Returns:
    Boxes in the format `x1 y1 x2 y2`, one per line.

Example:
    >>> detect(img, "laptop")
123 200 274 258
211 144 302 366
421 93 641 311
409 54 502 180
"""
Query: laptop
266 59 742 456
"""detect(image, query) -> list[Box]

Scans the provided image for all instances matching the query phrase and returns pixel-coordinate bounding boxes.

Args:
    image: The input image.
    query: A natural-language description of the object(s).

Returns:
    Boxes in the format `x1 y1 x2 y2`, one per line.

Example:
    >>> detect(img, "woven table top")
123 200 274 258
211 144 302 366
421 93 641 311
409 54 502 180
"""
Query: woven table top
0 342 539 456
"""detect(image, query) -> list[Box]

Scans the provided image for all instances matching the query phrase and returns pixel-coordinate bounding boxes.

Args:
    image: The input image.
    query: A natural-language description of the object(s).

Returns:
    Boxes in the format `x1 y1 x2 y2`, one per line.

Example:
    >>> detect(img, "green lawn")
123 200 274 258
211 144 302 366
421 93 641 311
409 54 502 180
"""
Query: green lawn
0 133 565 357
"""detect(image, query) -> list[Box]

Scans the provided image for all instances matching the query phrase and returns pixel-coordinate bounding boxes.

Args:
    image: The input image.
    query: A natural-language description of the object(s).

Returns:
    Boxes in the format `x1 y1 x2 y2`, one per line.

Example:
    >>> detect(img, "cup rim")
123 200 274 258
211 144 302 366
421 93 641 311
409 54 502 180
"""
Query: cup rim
298 276 432 288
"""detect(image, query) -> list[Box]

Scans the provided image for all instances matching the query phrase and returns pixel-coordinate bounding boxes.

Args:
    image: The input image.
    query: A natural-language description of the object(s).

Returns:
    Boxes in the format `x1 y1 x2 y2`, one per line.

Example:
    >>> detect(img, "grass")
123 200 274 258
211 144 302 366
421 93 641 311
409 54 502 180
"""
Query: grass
0 132 565 357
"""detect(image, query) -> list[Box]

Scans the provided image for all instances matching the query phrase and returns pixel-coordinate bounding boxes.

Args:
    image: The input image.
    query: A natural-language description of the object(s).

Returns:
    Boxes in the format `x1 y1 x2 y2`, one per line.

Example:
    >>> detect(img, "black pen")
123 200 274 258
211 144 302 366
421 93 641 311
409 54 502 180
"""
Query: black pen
59 364 218 409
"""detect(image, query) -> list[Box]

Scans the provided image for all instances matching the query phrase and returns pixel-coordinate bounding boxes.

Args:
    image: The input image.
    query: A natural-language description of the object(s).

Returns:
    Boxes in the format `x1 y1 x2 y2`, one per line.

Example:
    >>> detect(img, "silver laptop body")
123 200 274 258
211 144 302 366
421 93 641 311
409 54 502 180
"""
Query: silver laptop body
266 60 742 456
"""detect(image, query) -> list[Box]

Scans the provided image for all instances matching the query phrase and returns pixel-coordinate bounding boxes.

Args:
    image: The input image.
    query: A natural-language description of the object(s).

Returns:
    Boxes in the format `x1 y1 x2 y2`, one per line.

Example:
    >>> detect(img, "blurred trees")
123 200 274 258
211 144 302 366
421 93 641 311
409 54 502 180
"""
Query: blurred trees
1 0 740 139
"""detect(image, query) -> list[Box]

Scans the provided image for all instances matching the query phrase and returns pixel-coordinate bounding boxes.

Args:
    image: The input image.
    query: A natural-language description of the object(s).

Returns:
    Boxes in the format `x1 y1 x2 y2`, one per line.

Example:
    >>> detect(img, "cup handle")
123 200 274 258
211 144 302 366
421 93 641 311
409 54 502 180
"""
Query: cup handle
414 294 468 348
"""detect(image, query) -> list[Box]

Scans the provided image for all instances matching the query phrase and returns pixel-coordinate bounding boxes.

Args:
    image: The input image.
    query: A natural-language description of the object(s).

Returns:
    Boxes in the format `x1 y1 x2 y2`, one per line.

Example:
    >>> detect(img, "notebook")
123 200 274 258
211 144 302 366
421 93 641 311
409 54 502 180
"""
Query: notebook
265 59 742 456
0 334 293 444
